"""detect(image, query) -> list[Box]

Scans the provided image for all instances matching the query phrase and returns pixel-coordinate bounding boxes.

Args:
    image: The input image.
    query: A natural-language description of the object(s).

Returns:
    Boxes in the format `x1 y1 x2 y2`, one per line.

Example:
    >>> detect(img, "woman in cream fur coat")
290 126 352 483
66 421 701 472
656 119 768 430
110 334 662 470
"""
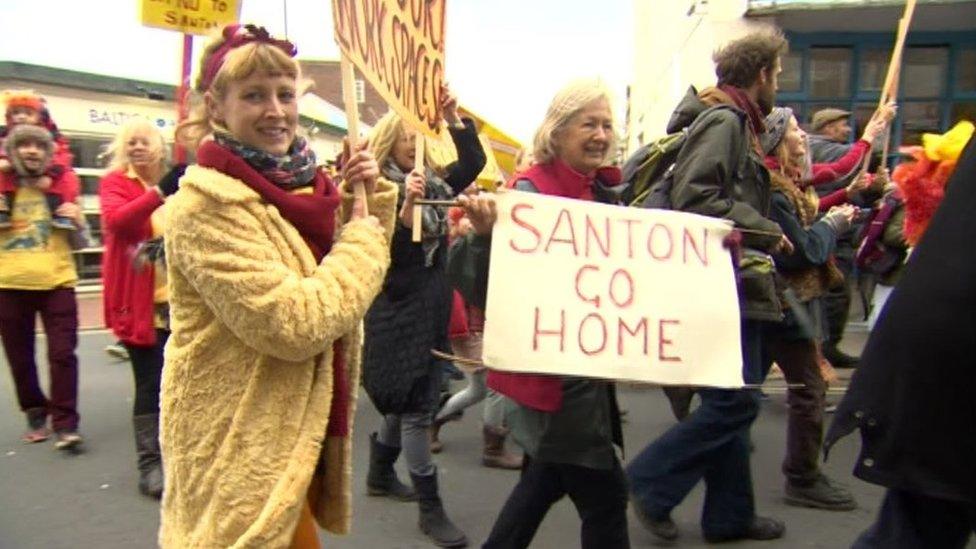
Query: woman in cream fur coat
159 24 395 548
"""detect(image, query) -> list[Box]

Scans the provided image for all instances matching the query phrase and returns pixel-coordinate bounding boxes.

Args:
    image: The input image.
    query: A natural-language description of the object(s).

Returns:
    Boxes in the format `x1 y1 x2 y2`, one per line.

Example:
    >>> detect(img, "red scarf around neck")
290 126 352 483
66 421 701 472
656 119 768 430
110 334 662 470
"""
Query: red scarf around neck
718 84 766 138
196 141 350 437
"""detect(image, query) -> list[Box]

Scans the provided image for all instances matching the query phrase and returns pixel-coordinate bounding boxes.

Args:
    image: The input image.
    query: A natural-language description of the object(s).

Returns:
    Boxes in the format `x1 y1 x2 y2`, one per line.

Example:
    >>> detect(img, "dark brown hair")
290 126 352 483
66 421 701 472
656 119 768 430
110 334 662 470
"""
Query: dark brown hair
713 29 788 88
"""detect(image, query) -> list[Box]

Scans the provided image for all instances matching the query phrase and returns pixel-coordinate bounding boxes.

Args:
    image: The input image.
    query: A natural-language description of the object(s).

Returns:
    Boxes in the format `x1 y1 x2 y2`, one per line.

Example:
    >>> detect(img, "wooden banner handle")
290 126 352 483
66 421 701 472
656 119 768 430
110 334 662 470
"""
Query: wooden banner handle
860 0 916 174
340 55 368 217
411 135 426 242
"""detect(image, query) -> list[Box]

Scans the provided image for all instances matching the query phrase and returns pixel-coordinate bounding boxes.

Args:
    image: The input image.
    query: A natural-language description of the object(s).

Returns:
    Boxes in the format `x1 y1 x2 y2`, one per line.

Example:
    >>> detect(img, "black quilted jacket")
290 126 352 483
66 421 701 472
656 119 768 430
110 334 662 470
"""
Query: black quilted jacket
362 120 486 414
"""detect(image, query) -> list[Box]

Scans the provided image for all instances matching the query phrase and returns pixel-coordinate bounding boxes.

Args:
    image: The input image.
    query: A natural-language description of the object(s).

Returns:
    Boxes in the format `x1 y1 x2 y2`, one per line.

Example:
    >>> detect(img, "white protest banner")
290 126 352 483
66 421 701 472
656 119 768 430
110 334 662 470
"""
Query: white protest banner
482 191 744 387
331 0 446 138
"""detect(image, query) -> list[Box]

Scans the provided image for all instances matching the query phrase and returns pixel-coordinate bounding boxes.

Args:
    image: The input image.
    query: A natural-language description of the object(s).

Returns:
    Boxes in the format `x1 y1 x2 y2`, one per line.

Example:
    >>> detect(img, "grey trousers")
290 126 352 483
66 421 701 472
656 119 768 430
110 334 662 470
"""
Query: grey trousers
377 411 435 476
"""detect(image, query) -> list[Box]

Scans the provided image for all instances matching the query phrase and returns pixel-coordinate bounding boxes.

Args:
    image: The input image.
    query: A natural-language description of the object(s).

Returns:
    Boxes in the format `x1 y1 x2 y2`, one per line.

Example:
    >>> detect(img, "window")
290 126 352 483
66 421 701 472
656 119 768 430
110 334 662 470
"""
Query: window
809 47 851 99
63 133 111 284
777 33 974 163
858 48 889 93
779 50 802 93
902 47 948 98
66 135 112 170
951 101 976 127
956 49 976 93
900 102 942 146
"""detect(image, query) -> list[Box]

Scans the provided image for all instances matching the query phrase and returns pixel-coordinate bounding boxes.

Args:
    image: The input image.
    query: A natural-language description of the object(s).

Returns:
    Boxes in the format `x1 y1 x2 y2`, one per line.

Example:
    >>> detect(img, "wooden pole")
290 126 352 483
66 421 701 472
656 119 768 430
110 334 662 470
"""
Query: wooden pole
411 135 426 242
174 33 193 164
340 55 368 216
860 0 916 174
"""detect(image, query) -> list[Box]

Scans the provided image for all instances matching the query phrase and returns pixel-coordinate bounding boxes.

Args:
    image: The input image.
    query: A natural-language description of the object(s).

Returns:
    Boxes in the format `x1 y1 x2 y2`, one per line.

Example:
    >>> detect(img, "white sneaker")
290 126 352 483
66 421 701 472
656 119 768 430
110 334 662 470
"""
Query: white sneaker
105 343 129 360
54 431 83 451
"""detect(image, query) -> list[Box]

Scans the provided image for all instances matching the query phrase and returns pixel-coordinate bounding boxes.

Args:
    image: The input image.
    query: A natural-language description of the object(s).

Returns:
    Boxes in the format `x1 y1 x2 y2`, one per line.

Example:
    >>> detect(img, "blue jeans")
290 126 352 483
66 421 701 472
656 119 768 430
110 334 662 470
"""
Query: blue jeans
626 319 766 538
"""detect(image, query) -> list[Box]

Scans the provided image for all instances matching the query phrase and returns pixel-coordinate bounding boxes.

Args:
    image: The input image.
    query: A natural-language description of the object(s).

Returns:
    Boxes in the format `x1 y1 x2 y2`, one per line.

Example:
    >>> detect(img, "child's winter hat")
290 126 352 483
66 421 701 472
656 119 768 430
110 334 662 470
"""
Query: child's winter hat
4 124 54 176
3 89 43 115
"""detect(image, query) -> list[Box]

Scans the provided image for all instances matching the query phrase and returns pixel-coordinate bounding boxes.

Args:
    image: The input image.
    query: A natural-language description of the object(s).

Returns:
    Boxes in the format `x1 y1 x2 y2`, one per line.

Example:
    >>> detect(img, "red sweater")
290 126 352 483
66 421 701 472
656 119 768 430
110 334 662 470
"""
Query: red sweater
100 169 164 346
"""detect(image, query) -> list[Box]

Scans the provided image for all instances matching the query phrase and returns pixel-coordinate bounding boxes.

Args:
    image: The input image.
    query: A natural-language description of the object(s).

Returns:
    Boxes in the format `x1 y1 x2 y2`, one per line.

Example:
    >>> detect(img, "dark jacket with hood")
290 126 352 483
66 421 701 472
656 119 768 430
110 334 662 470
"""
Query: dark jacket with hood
667 86 782 251
824 137 976 504
666 86 784 320
362 120 486 415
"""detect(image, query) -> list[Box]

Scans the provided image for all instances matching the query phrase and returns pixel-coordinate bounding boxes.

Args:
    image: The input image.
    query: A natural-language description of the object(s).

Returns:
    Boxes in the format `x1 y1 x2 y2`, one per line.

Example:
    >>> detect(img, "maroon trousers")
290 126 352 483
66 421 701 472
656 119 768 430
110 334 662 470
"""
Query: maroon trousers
763 338 827 484
0 288 79 432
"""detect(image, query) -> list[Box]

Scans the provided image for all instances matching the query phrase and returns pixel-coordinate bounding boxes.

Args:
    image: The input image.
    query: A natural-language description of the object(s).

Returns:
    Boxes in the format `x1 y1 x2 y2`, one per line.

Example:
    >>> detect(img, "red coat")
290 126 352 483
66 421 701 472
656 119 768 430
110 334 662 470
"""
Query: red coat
100 169 164 346
488 160 622 412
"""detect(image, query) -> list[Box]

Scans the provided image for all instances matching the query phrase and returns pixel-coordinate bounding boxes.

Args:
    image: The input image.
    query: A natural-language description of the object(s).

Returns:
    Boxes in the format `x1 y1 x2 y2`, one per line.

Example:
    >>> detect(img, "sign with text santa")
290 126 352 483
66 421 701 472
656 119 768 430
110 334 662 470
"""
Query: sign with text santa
483 191 744 387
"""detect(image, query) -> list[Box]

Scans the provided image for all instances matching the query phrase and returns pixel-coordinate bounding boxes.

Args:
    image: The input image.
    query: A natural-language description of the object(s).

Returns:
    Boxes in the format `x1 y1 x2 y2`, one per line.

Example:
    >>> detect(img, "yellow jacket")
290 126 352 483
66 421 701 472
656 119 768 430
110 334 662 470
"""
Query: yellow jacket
159 164 396 548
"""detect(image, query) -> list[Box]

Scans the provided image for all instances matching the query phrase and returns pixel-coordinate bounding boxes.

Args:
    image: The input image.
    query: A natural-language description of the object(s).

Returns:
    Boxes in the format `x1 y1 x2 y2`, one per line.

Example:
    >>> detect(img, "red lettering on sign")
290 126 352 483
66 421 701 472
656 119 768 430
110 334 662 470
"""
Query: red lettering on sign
574 265 601 308
578 313 608 356
617 218 639 259
510 203 541 253
533 308 565 352
658 319 682 362
618 316 649 355
683 227 709 266
545 208 579 256
608 269 635 308
584 214 611 258
647 223 674 261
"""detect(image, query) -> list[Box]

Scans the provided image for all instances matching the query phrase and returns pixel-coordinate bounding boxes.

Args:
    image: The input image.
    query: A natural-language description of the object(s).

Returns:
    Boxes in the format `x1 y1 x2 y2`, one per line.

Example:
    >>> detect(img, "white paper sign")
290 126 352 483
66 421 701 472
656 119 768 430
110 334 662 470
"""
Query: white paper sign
482 191 744 387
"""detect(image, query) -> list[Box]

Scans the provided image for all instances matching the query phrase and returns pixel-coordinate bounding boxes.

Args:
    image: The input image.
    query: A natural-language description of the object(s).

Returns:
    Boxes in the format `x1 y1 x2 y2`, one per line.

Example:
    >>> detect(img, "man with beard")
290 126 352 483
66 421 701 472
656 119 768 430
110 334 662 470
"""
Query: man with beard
627 29 792 543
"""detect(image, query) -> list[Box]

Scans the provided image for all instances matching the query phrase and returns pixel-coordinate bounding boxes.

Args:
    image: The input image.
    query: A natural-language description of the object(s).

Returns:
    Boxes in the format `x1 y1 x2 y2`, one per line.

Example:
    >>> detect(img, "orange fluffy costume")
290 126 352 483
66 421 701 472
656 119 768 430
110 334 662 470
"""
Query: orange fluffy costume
894 121 974 246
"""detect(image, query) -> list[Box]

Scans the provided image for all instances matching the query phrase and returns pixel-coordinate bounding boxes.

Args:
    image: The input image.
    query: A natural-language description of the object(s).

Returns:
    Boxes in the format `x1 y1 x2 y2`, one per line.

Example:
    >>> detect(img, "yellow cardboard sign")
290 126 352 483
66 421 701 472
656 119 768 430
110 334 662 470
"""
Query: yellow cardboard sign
332 0 446 138
140 0 241 36
428 132 508 191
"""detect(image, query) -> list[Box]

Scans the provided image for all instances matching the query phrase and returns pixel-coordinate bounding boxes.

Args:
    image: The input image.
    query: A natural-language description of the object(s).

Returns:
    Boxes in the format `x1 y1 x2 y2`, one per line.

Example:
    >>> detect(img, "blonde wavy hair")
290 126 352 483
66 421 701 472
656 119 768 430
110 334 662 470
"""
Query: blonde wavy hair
175 27 304 151
104 117 168 173
532 79 616 165
368 111 441 174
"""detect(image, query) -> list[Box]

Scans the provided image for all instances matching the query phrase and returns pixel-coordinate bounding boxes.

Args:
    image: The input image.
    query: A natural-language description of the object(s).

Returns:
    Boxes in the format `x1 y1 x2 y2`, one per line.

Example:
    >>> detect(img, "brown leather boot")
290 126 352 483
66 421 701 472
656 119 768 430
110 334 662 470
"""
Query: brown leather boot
482 425 522 470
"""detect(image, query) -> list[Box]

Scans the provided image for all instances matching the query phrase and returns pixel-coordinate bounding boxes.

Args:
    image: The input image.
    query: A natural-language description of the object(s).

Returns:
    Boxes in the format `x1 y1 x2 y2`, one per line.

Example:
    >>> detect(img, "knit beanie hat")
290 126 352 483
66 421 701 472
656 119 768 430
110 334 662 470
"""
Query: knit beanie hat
3 89 43 123
761 106 793 156
5 124 54 176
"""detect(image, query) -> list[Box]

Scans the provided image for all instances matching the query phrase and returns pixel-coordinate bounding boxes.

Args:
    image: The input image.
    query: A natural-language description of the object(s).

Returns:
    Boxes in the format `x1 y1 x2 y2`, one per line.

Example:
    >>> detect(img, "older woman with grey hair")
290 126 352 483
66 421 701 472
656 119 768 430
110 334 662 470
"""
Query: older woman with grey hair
477 78 630 549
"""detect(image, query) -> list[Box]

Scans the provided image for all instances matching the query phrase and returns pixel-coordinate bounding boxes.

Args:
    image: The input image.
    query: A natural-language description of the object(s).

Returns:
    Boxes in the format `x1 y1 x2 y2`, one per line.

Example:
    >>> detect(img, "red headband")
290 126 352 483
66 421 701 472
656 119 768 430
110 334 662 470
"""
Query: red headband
200 24 298 92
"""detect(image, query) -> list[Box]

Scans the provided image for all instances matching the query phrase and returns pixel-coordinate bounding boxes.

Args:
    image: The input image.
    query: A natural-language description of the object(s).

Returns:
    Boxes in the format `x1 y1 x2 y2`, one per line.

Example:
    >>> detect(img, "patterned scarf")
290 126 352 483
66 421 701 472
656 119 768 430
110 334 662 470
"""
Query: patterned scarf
383 159 454 267
213 131 317 190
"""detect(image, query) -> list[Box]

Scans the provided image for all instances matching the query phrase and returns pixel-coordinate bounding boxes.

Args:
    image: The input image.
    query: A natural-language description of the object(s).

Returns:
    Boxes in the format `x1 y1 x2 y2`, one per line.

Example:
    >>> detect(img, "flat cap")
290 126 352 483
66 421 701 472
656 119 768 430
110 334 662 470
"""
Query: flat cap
811 108 851 132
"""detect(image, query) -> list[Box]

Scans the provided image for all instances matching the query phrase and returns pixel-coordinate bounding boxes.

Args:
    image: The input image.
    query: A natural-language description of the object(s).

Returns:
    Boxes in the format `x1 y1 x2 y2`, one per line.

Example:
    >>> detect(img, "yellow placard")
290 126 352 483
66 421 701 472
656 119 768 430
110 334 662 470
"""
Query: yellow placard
331 0 446 138
428 132 507 191
426 105 523 191
140 0 242 36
